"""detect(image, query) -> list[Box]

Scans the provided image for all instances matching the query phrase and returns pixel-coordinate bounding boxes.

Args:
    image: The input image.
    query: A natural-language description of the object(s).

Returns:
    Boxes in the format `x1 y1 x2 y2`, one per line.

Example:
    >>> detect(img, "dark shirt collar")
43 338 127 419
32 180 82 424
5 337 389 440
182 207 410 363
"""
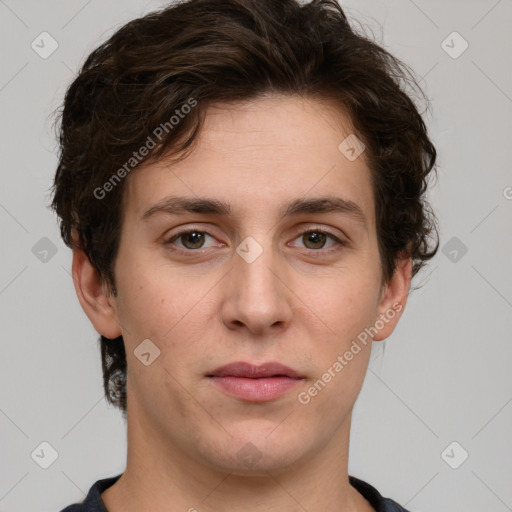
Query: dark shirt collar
60 473 410 512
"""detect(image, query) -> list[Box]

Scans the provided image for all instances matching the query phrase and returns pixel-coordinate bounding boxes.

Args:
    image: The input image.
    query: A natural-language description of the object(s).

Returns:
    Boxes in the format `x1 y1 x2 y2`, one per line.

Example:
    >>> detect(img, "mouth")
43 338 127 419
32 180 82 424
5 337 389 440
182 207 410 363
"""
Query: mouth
206 361 305 402
207 361 304 379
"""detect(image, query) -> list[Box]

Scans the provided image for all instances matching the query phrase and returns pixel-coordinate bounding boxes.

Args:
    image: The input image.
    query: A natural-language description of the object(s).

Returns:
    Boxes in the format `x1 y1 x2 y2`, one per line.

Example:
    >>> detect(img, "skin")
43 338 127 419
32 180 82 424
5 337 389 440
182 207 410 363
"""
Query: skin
72 93 411 512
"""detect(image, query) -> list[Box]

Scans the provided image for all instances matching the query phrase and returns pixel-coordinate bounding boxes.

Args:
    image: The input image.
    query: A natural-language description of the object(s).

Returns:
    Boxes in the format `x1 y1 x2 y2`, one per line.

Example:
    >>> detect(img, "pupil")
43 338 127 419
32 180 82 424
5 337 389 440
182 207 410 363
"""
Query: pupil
305 231 325 249
184 231 204 248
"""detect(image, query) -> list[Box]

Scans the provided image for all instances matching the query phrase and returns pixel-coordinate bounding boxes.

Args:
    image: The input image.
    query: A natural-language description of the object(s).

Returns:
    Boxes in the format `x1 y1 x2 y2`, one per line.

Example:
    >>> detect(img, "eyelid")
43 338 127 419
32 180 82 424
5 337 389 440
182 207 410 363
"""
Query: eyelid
287 226 347 253
290 223 347 242
163 223 348 253
164 225 222 249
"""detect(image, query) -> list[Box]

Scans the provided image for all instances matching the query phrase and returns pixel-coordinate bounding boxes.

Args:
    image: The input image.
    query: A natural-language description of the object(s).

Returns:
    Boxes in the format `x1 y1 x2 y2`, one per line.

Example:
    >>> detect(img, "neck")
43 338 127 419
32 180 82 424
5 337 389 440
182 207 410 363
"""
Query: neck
102 406 373 512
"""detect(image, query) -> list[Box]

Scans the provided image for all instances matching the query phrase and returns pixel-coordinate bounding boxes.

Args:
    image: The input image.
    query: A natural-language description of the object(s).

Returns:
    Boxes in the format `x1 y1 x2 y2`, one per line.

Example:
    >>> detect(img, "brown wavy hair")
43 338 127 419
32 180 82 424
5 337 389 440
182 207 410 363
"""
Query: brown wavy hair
49 0 439 418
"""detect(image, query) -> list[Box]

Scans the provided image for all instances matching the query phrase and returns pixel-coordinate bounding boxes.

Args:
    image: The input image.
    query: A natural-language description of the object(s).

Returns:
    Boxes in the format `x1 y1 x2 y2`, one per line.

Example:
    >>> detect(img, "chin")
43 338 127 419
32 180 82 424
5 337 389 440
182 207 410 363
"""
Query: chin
201 431 305 476
211 449 301 477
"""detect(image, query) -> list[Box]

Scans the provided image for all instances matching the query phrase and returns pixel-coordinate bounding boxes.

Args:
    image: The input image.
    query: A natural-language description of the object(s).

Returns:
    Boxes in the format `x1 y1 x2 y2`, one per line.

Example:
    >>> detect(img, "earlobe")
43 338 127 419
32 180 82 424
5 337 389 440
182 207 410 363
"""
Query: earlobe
372 256 412 342
71 245 123 340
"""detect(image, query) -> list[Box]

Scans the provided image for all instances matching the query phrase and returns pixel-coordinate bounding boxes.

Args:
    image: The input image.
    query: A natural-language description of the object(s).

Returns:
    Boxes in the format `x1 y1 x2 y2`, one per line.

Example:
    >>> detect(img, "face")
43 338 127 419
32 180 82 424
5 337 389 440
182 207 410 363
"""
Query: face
77 94 410 477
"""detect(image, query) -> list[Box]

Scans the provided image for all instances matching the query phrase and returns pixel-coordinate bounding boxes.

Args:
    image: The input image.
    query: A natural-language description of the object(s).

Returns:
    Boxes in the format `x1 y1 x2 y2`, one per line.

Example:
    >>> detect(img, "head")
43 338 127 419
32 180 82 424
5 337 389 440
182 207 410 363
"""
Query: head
50 0 438 472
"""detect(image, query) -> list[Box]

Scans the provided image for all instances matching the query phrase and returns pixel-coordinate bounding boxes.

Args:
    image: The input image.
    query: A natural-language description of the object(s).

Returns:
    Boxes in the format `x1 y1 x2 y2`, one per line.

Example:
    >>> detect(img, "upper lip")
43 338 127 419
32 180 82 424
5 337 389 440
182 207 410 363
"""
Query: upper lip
207 361 303 379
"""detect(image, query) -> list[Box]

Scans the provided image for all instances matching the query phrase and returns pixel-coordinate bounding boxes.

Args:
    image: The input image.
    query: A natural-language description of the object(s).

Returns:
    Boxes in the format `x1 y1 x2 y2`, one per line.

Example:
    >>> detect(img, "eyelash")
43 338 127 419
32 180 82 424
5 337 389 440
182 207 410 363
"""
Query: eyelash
163 226 347 256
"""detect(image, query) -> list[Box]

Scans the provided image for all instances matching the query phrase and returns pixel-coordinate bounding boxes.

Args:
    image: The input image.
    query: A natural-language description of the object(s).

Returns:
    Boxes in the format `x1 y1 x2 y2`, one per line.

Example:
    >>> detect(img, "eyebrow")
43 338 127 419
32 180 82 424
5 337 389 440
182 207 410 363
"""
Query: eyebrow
141 195 368 230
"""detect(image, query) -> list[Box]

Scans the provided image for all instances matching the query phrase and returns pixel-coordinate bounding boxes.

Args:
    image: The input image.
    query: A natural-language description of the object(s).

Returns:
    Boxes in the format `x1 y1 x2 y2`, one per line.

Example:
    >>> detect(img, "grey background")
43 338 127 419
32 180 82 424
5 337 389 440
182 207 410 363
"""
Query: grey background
1 0 511 511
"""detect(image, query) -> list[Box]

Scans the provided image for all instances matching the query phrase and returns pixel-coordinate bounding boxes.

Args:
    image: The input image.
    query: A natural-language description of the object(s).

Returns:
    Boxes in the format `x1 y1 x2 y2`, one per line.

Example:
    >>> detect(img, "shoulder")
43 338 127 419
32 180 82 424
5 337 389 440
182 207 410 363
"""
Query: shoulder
59 506 83 512
57 474 122 512
349 476 411 512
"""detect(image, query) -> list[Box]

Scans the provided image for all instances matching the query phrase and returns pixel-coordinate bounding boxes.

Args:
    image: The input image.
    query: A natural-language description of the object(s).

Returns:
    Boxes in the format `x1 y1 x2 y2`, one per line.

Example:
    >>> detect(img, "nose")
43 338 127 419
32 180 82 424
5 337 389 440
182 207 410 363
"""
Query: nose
221 238 293 337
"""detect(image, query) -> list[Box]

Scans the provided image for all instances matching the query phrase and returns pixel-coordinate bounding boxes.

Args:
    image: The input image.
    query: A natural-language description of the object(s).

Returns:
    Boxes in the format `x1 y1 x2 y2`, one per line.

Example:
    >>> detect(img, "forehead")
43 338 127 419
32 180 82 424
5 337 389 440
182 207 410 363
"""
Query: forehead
123 94 375 227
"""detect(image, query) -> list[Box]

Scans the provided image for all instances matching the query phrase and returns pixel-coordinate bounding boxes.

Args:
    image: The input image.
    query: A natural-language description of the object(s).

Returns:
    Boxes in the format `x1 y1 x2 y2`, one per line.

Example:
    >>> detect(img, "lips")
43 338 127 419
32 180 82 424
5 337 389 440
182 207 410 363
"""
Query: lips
207 362 305 401
207 361 303 379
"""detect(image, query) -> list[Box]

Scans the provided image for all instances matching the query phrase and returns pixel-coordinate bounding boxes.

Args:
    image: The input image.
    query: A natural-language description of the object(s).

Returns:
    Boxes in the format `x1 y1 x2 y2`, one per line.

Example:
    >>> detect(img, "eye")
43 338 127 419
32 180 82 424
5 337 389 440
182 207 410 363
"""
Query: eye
290 229 345 252
165 230 219 251
164 227 346 255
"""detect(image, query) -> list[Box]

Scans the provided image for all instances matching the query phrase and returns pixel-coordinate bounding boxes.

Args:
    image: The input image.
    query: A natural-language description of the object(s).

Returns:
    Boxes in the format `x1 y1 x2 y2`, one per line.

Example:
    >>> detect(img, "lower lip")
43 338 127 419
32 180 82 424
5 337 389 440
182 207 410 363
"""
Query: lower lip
209 376 303 401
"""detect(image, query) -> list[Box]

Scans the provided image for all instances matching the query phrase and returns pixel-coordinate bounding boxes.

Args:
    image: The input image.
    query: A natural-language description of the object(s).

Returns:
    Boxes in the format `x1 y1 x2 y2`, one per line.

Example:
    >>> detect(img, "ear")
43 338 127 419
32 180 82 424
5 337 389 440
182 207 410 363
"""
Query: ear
372 256 412 342
71 234 122 340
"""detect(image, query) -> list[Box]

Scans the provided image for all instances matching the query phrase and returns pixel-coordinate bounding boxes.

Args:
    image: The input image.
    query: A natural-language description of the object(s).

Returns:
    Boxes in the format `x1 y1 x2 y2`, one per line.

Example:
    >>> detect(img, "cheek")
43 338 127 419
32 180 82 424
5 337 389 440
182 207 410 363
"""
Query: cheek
304 268 381 342
115 260 216 364
296 276 377 423
115 277 177 340
118 267 215 419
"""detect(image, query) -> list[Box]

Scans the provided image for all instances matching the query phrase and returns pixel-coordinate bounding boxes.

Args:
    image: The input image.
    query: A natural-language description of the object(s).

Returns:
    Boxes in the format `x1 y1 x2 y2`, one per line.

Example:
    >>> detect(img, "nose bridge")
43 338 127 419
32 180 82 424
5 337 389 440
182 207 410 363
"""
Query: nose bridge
223 232 292 333
236 233 281 303
235 237 277 292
